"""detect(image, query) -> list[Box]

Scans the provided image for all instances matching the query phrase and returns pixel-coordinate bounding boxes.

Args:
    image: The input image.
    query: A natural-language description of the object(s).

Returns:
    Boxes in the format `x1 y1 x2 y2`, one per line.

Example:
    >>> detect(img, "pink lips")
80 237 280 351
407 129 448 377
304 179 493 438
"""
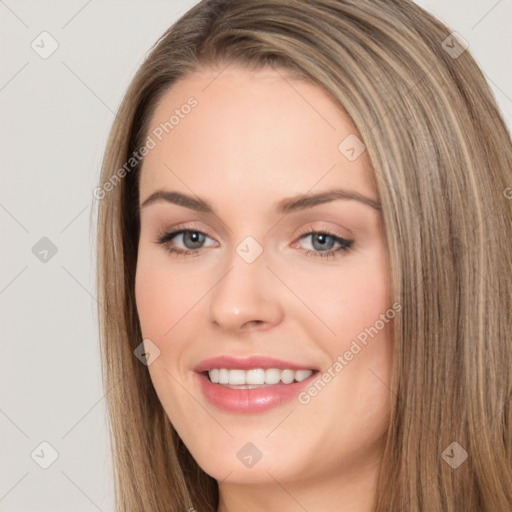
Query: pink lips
193 356 318 414
193 355 316 373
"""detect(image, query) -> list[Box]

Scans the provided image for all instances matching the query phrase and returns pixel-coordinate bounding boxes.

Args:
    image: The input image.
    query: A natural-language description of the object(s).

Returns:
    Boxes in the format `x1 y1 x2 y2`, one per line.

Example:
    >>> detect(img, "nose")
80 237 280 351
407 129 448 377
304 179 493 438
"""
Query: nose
208 242 285 333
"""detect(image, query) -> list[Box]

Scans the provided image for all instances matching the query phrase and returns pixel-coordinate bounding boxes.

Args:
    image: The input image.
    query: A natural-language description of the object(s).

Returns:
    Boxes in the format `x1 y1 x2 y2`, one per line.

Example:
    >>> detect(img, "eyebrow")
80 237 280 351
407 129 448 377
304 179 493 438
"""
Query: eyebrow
140 188 381 214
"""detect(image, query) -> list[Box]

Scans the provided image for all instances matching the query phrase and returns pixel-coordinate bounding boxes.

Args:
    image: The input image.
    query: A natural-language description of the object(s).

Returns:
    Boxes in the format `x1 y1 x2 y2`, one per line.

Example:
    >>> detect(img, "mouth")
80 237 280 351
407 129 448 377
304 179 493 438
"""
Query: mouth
193 356 319 413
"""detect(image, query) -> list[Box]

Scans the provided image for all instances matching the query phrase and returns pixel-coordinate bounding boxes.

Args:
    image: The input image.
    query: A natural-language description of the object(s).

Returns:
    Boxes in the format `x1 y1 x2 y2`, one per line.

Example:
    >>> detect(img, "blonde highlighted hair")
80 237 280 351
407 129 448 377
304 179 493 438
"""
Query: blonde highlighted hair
96 0 512 510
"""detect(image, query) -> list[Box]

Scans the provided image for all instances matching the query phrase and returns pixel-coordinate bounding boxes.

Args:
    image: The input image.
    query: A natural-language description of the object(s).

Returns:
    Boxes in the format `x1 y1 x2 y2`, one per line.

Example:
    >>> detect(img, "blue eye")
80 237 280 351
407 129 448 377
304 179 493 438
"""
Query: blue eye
155 228 353 260
297 231 353 260
156 229 213 257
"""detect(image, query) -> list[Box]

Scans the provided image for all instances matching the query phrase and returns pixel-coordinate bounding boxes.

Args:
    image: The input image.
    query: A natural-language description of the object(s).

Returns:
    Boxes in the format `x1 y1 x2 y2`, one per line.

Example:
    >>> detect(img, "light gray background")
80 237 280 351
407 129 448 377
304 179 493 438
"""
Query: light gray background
1 1 511 510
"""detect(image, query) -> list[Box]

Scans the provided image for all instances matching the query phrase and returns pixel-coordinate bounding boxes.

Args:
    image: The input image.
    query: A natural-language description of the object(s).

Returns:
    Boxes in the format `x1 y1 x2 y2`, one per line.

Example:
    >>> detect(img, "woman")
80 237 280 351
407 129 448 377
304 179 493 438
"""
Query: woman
95 0 512 510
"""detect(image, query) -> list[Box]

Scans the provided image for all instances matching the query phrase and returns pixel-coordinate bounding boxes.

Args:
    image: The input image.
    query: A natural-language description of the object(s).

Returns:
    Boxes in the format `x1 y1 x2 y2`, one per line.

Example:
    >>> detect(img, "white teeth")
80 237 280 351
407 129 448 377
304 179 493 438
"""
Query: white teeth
281 369 295 384
265 368 281 384
209 368 219 383
295 370 313 382
218 368 229 384
228 369 246 385
246 368 265 384
206 368 314 386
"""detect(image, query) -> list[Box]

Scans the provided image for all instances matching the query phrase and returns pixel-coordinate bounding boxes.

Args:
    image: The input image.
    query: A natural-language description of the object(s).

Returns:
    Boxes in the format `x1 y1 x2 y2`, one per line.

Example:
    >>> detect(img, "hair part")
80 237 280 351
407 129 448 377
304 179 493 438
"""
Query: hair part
96 1 512 510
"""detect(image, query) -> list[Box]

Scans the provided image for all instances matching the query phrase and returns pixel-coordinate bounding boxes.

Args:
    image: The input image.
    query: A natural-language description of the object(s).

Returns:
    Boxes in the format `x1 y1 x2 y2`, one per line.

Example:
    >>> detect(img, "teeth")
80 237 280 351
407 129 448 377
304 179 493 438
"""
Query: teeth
246 368 265 384
295 370 313 382
209 368 220 383
265 368 281 384
281 369 295 384
207 368 314 386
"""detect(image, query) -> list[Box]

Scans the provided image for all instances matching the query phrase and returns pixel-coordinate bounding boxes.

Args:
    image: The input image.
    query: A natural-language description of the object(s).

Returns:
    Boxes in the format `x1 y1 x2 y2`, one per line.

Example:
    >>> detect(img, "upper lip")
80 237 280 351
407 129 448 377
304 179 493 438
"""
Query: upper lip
193 356 318 373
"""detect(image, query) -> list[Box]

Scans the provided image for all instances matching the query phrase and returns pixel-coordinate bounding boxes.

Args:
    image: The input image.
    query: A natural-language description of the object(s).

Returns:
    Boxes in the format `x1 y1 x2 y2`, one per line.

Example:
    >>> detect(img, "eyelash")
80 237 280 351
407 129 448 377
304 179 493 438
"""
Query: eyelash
154 225 354 260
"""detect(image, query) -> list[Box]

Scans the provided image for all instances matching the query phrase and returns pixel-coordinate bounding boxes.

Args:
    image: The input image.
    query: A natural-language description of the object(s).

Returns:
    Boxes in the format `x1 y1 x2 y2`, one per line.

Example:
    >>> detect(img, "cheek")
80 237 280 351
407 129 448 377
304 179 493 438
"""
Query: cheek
134 249 194 339
295 250 393 413
296 253 391 344
135 266 168 339
134 253 198 415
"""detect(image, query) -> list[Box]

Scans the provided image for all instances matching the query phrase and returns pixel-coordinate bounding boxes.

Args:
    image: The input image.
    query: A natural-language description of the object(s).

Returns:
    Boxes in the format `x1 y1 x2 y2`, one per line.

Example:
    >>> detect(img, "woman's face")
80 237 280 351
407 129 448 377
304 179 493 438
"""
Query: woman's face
135 64 394 496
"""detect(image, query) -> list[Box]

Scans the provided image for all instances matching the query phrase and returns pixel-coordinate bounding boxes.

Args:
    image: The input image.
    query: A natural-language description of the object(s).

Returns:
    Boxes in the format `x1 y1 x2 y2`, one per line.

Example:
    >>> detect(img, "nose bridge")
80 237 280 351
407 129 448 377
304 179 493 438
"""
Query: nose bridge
208 234 284 331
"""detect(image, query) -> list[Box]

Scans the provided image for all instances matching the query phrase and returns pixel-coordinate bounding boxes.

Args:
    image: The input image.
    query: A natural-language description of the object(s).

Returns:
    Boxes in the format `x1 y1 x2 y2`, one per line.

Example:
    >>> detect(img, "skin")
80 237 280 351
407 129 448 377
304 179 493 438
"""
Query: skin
135 64 394 512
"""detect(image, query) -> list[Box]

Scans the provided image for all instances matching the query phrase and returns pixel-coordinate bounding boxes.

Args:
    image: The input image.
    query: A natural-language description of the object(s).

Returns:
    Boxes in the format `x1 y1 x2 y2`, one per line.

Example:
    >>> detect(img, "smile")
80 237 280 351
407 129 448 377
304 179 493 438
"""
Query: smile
193 356 319 413
207 368 314 387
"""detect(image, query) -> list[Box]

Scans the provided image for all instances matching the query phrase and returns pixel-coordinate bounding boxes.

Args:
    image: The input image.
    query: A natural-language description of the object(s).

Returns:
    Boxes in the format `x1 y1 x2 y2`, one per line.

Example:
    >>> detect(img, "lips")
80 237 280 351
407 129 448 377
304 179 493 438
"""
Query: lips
193 356 319 413
193 355 318 373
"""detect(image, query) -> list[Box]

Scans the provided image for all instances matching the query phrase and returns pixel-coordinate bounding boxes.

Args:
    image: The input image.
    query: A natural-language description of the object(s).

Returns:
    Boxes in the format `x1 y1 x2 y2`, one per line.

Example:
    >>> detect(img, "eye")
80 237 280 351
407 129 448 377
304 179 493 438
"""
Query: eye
154 226 354 260
293 229 354 260
155 227 216 257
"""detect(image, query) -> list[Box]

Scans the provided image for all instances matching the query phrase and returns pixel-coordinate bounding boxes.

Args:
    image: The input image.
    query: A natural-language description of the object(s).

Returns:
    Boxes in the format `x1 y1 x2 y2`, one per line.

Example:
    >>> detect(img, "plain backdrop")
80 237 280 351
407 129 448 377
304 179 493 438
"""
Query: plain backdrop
1 1 511 510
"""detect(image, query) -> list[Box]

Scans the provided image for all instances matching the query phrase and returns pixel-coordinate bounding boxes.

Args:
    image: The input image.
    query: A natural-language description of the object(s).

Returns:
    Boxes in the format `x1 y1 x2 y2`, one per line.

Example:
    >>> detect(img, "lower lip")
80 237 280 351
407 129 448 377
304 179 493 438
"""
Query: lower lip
195 372 317 413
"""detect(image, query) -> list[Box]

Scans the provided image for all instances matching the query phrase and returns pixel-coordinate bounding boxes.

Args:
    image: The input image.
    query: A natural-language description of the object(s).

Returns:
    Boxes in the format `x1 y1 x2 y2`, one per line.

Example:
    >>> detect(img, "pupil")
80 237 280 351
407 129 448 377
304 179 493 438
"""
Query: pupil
186 231 204 249
313 233 333 251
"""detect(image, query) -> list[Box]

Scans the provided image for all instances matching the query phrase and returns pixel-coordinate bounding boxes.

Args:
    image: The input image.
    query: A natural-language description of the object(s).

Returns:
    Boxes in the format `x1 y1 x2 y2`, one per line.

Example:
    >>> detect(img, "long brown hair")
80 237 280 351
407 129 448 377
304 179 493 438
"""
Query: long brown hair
95 1 512 510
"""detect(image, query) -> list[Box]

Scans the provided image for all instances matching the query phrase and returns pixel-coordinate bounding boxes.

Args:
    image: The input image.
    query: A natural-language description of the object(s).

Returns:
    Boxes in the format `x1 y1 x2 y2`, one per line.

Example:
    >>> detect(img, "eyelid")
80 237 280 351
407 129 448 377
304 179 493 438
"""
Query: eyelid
293 222 351 240
157 221 215 240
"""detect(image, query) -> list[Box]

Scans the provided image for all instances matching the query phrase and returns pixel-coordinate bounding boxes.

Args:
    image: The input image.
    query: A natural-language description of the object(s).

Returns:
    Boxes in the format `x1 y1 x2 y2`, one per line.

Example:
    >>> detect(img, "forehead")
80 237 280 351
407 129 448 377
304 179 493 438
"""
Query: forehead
138 65 377 209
